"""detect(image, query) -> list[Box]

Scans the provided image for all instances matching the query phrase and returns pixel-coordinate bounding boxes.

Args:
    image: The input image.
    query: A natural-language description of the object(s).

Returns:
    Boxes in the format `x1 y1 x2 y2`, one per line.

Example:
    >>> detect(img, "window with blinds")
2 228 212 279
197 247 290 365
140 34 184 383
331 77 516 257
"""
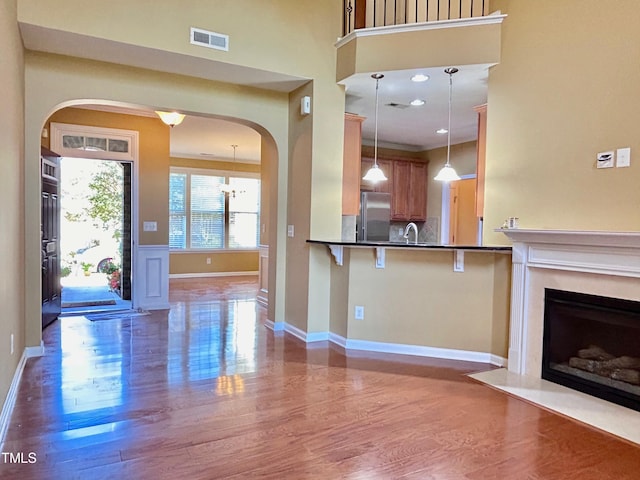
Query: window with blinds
169 168 260 250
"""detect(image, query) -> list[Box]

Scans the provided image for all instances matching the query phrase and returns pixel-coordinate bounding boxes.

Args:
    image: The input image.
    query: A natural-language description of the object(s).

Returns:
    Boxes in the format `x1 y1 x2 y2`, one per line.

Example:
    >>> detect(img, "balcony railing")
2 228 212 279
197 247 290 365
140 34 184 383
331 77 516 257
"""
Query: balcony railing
343 0 489 36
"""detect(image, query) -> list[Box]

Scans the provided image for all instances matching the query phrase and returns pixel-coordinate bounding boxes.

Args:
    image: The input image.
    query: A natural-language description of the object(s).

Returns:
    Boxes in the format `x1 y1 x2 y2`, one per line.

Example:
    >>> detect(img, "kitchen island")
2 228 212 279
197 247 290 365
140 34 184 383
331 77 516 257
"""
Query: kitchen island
305 239 512 365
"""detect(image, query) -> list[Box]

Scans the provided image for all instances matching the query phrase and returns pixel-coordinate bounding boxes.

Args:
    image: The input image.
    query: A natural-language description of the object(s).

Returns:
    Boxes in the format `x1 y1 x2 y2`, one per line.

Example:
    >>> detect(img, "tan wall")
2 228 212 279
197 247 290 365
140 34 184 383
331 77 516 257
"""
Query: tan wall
337 22 502 81
47 107 170 245
0 0 25 411
19 0 342 81
21 0 344 345
285 83 314 331
23 52 289 347
170 252 258 275
169 156 260 275
336 248 510 357
484 0 640 245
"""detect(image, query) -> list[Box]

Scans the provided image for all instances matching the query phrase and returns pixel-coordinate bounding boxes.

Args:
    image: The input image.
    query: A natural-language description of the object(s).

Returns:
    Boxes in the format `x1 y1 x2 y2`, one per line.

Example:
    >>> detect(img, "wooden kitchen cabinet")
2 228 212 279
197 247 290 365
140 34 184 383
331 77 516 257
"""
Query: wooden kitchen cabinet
474 104 487 218
361 157 393 193
408 162 427 220
342 113 366 215
362 156 428 221
391 160 427 221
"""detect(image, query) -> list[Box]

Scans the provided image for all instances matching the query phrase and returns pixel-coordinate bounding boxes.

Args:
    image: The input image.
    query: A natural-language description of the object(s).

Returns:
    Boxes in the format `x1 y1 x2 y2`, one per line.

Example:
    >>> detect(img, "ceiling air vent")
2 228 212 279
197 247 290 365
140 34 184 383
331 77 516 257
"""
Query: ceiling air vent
190 27 229 51
386 102 409 109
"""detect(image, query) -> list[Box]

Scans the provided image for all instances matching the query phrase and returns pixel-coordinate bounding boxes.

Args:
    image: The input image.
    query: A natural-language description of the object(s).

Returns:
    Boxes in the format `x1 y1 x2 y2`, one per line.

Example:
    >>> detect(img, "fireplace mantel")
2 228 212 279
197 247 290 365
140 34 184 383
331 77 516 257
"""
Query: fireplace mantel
498 229 640 375
498 228 640 249
472 229 640 444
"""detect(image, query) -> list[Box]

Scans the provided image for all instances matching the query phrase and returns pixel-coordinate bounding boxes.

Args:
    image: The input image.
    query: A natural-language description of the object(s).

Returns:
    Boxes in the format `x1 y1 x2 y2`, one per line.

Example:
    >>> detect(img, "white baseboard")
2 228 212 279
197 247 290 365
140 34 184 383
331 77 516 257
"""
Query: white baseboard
270 322 506 367
0 342 45 450
169 271 258 279
264 319 285 332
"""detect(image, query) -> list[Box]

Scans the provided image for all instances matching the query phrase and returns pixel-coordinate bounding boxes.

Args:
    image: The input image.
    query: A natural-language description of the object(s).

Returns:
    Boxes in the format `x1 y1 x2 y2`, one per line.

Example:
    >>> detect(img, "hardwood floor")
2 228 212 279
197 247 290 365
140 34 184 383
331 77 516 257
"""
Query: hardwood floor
2 276 639 479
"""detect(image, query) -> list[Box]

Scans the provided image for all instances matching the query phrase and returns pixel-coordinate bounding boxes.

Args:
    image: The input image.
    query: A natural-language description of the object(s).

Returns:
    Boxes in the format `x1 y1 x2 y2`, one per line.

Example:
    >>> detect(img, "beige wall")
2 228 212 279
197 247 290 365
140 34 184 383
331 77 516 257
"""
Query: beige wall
23 52 289 347
0 0 25 412
337 21 502 81
20 0 344 348
333 248 511 357
169 157 260 275
484 0 640 245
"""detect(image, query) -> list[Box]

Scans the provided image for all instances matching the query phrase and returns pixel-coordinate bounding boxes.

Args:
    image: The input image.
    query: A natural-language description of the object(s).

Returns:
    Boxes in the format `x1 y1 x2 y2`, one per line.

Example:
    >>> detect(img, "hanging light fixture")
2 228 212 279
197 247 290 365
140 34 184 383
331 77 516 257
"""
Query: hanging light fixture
362 73 387 183
156 111 185 127
434 67 461 182
219 145 243 197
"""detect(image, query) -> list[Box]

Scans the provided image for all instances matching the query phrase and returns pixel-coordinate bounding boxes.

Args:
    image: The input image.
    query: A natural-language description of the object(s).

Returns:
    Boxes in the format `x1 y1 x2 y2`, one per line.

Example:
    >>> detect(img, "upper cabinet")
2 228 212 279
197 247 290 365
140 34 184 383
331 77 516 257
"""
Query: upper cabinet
362 156 428 221
342 113 366 216
392 160 427 221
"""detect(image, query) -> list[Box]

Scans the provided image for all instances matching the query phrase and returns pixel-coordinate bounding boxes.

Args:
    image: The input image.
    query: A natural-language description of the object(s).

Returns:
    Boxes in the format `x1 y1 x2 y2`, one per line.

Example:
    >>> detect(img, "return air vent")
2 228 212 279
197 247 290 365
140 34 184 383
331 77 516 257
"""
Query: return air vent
190 27 229 51
386 102 409 109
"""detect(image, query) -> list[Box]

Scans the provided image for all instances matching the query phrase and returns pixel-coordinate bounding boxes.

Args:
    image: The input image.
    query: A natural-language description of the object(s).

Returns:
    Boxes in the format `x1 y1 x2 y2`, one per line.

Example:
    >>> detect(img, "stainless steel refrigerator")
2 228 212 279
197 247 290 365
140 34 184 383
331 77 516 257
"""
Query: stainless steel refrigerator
357 192 391 242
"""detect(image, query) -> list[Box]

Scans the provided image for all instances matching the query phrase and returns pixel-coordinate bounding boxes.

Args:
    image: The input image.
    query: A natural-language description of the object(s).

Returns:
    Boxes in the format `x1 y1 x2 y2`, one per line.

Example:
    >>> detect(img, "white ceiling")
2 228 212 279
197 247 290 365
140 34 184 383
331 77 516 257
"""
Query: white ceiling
342 64 490 151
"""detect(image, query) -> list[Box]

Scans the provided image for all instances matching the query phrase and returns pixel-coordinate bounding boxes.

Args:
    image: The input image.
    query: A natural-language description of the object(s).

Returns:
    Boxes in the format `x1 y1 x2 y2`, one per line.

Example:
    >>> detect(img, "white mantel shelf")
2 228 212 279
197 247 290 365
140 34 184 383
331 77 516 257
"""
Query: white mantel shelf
497 229 640 278
497 228 640 249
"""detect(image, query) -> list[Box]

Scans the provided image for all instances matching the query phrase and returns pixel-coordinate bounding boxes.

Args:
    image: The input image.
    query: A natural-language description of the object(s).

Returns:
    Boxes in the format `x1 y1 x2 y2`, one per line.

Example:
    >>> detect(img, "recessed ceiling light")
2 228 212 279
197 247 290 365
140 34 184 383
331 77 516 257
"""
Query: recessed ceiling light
410 99 425 106
436 128 448 134
411 74 429 82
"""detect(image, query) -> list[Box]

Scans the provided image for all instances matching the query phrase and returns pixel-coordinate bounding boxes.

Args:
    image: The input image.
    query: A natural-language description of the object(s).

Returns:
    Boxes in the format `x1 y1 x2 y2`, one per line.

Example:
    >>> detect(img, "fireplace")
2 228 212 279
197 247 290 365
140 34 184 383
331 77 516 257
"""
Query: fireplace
542 288 640 412
470 229 640 444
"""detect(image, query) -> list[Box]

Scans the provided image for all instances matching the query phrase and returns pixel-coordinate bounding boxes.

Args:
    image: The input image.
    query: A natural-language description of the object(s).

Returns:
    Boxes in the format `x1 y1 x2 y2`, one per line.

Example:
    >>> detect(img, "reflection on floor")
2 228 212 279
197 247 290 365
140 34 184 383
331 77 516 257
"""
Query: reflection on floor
2 276 640 479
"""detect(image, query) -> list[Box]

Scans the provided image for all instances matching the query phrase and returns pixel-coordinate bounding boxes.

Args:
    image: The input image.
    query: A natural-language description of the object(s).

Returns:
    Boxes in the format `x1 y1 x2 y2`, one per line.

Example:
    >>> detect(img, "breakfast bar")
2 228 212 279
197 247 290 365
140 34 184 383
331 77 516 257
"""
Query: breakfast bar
307 239 512 365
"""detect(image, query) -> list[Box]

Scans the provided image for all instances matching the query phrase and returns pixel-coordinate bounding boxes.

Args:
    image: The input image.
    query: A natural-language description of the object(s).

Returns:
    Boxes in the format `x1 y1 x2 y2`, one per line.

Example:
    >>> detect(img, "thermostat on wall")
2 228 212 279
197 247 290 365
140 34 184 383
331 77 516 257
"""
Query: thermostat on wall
596 151 614 169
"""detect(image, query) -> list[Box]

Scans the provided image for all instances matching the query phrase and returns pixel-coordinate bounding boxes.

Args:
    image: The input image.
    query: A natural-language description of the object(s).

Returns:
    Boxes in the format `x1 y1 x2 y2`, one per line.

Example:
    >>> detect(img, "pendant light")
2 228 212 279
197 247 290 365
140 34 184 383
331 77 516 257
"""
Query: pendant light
434 67 461 182
362 73 388 183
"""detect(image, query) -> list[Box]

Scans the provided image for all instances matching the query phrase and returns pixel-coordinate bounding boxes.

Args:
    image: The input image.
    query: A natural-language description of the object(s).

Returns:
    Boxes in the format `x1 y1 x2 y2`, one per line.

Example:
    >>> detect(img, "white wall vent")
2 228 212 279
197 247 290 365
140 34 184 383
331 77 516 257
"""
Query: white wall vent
190 27 229 51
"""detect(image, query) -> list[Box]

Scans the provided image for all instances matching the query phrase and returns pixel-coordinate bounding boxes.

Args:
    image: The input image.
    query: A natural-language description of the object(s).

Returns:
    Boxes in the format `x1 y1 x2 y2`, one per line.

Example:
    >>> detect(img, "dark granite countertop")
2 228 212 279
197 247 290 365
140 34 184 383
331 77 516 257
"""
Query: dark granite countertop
306 239 512 252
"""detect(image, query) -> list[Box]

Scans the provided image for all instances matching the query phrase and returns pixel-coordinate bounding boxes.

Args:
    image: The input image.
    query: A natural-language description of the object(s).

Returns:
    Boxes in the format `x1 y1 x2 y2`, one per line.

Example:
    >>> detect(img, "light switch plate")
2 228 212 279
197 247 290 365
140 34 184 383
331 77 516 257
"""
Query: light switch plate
143 221 157 232
616 147 631 168
287 225 294 237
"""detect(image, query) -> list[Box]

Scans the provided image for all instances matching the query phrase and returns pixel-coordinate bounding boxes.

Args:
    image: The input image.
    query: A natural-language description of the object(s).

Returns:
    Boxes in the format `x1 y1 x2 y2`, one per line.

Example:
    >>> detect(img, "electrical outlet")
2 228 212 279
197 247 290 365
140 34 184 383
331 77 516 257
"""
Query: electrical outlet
287 225 295 238
354 305 364 320
206 257 211 265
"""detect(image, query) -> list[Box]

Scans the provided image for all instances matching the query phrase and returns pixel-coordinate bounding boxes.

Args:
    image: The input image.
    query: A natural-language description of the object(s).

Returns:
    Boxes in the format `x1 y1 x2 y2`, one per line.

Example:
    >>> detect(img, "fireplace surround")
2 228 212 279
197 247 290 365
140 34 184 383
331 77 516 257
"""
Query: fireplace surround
471 229 640 444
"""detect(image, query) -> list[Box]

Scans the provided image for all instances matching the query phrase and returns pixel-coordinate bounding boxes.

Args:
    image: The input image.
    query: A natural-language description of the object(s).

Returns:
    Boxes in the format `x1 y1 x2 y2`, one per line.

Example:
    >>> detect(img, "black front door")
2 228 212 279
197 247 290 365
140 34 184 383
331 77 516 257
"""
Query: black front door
41 149 61 328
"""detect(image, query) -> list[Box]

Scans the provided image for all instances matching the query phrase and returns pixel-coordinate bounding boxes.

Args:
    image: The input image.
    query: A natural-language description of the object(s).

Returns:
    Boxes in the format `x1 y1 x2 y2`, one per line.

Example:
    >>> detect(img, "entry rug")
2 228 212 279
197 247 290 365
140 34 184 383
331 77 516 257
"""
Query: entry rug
86 310 150 322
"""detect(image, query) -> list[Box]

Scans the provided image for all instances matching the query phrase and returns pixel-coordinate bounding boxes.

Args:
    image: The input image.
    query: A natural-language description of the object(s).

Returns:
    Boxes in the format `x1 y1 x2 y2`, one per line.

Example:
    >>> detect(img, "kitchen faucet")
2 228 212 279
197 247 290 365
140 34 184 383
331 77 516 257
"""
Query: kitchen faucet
403 222 418 244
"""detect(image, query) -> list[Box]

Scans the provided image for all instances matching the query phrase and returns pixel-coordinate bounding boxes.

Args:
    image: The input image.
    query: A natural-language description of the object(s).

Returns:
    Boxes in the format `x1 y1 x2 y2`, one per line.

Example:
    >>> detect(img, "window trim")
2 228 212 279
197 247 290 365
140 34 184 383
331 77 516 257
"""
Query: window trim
169 166 260 252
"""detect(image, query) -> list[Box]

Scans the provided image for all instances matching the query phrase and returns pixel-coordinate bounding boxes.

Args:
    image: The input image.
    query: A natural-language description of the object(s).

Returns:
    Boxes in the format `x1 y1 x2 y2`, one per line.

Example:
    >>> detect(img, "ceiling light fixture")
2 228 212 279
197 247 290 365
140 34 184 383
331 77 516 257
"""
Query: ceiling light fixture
410 99 426 106
362 73 388 183
436 128 448 134
434 67 461 182
219 145 243 197
156 111 185 127
411 73 429 82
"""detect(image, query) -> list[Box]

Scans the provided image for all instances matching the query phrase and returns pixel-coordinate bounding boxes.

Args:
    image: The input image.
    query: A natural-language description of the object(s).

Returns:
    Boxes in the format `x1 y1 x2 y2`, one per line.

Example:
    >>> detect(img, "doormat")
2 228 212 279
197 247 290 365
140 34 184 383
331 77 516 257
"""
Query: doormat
85 310 150 321
62 299 117 308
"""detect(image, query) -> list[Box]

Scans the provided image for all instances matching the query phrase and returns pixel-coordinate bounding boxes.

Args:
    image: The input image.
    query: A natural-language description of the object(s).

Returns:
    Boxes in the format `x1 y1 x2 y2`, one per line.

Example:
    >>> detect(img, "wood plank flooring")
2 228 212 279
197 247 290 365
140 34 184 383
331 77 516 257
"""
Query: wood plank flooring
2 276 639 479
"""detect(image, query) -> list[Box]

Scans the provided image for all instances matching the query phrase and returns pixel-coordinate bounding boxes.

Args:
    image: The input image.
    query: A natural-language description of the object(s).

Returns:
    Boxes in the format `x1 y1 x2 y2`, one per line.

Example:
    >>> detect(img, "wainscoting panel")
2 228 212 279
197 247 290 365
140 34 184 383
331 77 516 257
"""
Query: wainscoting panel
136 245 170 310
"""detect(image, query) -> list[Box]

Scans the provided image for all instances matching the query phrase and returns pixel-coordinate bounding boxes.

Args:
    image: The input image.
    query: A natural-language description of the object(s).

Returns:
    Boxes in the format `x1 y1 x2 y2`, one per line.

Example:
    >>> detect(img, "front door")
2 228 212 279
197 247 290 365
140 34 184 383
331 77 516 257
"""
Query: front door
41 149 61 328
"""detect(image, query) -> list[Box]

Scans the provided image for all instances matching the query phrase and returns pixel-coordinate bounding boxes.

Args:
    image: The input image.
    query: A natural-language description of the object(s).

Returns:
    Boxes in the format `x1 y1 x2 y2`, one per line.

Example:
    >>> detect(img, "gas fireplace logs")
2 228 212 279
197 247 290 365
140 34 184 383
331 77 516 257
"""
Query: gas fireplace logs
567 345 640 386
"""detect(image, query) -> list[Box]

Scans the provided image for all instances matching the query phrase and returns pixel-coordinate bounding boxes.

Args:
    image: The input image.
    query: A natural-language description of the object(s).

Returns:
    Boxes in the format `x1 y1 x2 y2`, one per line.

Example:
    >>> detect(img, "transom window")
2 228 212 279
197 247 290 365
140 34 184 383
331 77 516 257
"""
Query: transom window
169 168 260 250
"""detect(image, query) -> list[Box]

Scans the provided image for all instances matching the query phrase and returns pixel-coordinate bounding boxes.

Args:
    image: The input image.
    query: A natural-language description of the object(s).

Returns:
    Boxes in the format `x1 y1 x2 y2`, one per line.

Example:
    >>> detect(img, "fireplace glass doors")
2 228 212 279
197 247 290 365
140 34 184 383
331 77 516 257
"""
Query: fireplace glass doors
543 288 640 412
